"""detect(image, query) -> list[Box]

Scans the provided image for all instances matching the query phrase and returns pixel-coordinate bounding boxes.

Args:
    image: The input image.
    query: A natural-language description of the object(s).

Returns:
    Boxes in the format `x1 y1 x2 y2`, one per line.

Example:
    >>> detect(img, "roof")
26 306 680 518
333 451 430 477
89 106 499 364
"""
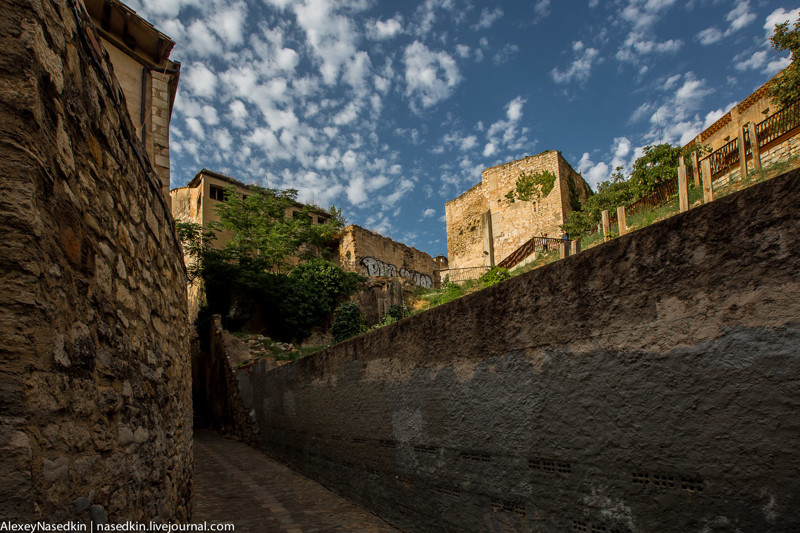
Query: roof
186 169 248 190
83 0 176 67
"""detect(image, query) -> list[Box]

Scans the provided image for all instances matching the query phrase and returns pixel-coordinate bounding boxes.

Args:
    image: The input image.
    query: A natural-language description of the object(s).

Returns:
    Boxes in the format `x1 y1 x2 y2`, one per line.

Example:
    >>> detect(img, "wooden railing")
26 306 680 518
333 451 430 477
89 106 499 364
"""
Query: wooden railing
756 100 800 147
707 100 800 179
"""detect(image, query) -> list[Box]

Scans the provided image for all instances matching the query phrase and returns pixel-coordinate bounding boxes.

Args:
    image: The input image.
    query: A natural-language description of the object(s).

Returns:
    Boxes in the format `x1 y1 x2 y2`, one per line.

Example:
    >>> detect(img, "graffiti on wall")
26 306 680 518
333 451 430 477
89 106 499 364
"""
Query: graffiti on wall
361 257 433 288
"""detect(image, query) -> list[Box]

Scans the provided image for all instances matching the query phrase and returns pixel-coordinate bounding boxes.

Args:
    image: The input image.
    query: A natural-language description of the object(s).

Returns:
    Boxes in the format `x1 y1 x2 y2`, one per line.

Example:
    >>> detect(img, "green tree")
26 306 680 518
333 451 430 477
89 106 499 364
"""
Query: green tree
769 15 800 108
331 302 365 343
629 143 682 197
210 185 343 271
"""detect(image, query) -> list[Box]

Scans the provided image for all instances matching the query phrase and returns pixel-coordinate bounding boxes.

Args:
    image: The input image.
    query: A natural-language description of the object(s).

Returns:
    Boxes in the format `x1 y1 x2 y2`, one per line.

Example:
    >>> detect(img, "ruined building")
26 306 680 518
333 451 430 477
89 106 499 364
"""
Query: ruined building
446 150 592 270
83 0 180 202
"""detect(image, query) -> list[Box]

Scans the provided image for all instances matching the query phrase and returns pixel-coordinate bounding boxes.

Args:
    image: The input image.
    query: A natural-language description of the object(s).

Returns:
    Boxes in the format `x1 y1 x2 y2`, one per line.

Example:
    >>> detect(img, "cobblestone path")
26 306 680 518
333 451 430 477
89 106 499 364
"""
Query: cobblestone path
192 429 401 533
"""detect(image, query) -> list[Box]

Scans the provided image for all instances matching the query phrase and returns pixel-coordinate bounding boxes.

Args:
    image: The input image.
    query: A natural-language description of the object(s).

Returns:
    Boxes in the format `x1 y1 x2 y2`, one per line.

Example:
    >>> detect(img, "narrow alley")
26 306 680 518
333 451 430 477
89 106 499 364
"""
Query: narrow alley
192 430 400 533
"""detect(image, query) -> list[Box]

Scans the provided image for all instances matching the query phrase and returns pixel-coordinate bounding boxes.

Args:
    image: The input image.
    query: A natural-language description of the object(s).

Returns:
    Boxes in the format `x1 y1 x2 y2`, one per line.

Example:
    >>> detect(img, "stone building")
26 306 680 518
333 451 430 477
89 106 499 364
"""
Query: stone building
84 0 181 202
686 69 800 182
338 225 444 289
445 150 592 270
1 0 190 521
170 169 334 319
171 169 333 249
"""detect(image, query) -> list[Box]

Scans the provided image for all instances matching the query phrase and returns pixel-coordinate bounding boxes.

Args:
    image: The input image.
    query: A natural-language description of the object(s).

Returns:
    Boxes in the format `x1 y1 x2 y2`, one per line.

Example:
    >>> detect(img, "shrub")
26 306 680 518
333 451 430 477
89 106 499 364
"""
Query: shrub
331 302 365 343
480 266 510 286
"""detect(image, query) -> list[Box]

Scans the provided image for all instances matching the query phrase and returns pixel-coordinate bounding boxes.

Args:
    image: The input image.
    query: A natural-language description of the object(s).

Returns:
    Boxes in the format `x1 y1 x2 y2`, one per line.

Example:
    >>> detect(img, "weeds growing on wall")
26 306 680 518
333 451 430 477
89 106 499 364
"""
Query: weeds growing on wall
331 302 366 343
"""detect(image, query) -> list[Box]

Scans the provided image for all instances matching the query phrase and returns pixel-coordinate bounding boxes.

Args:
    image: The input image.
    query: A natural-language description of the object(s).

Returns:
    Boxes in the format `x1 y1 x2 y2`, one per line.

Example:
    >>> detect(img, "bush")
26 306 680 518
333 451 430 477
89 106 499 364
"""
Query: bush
331 302 365 343
480 266 510 286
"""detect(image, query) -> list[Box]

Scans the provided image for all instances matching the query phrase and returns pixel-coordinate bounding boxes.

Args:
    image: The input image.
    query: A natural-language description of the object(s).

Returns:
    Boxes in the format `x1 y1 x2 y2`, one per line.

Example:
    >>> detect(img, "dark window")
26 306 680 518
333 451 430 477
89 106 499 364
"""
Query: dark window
317 218 327 225
292 210 302 219
210 185 226 201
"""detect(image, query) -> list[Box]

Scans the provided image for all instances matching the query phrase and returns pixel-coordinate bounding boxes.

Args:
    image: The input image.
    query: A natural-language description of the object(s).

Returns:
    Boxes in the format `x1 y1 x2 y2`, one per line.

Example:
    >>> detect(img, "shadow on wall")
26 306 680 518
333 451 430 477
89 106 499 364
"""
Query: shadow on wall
237 170 800 532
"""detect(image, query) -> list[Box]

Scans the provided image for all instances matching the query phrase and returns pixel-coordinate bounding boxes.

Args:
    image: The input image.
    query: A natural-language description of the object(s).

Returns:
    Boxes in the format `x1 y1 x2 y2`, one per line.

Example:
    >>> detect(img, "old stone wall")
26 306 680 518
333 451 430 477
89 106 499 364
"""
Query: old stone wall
338 225 438 288
446 151 591 269
0 0 191 522
444 183 487 270
241 170 800 532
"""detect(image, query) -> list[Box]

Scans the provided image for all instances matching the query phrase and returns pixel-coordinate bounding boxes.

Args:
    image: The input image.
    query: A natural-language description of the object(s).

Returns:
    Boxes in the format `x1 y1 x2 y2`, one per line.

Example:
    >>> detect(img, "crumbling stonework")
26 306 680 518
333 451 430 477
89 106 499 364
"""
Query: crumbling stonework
241 170 800 532
338 225 442 288
0 0 191 522
446 151 591 269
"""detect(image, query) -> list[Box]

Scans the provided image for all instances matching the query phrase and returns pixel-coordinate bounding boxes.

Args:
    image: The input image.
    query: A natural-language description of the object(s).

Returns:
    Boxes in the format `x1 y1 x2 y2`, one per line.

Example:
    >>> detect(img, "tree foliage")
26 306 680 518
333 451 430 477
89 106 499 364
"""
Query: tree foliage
628 143 683 197
769 16 800 108
174 185 361 342
331 302 365 343
505 170 557 203
210 185 344 271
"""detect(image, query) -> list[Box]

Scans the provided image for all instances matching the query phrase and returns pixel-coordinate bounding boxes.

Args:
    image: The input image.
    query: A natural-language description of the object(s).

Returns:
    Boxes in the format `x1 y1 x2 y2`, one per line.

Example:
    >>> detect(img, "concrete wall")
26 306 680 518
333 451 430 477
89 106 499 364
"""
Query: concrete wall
338 225 439 288
242 170 800 532
0 0 191 522
446 151 591 270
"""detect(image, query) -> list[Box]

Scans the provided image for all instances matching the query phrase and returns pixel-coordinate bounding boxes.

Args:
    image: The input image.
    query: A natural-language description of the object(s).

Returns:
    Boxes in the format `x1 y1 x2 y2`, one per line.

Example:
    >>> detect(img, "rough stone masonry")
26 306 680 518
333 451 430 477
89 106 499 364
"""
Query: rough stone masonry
242 169 800 532
0 0 191 522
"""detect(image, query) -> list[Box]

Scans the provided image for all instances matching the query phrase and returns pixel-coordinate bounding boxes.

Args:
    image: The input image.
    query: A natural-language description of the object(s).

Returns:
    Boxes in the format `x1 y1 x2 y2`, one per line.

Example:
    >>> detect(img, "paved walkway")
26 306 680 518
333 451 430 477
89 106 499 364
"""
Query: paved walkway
192 429 400 533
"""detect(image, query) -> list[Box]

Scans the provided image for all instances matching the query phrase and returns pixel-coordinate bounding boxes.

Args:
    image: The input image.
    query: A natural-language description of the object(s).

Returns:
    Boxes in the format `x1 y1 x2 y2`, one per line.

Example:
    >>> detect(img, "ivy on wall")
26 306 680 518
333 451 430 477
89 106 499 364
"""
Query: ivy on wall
505 170 557 203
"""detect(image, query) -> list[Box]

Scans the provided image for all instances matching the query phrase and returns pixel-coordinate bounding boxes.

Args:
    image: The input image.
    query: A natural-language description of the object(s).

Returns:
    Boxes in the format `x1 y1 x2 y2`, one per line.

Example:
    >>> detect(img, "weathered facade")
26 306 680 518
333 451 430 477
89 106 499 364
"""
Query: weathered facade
0 0 191 522
446 150 591 270
83 0 180 202
338 225 444 289
171 169 333 250
240 169 800 533
687 69 800 183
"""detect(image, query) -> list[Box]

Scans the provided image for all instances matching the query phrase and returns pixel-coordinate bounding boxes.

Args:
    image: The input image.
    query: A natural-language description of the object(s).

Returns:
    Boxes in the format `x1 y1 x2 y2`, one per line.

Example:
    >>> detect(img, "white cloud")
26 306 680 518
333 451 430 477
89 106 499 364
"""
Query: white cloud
726 1 756 33
552 41 599 85
201 105 219 126
214 128 233 151
492 43 519 65
403 41 462 109
183 62 218 98
421 208 437 218
697 27 723 45
577 152 609 187
367 17 403 39
735 50 768 72
185 19 223 56
185 117 205 140
533 0 551 22
764 7 800 39
228 100 248 129
765 56 792 76
455 44 470 58
506 96 525 121
213 2 247 46
472 7 503 30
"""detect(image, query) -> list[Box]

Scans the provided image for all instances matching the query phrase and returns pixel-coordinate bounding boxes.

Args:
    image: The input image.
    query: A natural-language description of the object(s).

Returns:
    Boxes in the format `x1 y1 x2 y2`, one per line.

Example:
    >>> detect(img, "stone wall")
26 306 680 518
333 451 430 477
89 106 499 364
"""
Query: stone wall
446 151 591 270
338 225 439 288
241 170 800 532
0 0 191 522
444 183 487 270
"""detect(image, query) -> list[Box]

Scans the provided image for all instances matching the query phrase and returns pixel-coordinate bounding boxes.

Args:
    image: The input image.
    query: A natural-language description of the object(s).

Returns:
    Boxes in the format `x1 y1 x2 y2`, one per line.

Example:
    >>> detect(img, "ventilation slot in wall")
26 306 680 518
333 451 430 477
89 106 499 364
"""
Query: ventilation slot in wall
680 477 705 493
572 520 623 533
352 437 366 444
436 487 461 498
529 458 572 473
461 452 492 463
414 444 438 456
491 499 526 518
379 439 397 449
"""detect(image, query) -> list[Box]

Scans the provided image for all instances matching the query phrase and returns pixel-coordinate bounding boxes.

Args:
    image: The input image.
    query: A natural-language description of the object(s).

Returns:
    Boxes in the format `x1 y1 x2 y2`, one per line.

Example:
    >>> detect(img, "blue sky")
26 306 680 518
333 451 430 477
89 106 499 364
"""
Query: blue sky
127 0 798 257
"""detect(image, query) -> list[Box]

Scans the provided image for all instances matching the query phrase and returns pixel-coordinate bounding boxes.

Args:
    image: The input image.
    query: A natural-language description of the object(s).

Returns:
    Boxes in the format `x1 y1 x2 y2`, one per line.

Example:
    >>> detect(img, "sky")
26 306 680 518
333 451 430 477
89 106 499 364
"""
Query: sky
126 0 799 258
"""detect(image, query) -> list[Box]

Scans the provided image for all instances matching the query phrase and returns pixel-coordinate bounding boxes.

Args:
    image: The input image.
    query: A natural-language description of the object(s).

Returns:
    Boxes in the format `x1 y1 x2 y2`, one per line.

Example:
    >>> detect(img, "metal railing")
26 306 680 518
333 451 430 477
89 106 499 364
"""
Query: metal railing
496 236 568 270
